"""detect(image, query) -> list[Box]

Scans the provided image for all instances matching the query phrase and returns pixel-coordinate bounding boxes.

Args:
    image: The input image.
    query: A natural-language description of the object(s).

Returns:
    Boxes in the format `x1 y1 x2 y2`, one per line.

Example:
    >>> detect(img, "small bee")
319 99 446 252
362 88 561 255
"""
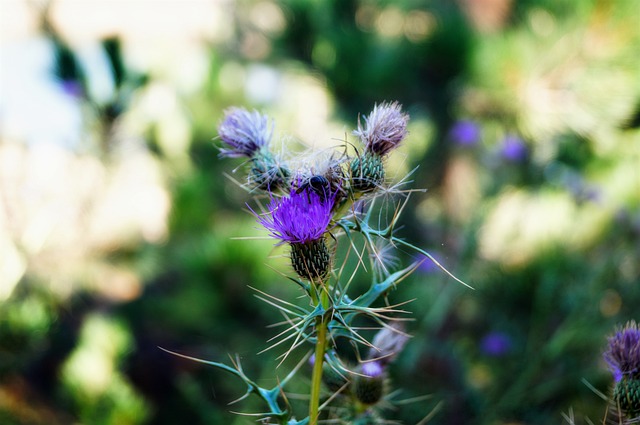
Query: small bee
296 174 332 202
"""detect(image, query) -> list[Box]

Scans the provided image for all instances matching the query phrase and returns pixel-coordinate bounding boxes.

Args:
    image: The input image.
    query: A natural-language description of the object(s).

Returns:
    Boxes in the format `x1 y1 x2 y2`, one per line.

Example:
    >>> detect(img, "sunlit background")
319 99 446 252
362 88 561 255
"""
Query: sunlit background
1 0 639 424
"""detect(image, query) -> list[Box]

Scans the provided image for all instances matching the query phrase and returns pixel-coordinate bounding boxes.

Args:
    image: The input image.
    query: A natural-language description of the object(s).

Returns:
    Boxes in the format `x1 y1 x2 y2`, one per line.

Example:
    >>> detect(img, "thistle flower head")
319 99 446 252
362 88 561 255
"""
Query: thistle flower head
604 320 640 380
217 107 273 158
353 101 409 156
256 186 334 245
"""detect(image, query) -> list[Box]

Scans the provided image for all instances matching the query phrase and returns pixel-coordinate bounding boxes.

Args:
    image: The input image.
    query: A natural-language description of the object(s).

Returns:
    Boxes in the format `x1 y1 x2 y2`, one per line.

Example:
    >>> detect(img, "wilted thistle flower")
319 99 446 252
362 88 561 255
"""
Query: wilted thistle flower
351 102 409 191
604 320 640 417
353 101 409 157
368 322 410 367
217 107 290 190
255 187 334 280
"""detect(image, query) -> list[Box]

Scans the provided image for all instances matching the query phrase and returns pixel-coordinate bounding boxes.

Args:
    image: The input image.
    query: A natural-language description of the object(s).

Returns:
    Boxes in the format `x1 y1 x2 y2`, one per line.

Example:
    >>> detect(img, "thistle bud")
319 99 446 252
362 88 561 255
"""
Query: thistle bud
350 152 385 192
354 361 385 406
249 151 290 191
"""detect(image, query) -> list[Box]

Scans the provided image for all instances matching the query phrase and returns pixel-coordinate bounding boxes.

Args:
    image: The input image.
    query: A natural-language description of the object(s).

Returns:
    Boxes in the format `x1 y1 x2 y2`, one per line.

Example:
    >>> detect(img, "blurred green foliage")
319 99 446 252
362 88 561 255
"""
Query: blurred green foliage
1 0 639 424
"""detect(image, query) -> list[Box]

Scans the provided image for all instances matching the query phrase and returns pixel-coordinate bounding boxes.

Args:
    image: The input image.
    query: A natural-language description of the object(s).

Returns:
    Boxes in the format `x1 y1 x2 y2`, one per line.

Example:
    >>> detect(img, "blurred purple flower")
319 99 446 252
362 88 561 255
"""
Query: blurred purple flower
217 107 273 158
604 321 640 382
500 135 528 162
255 187 333 245
449 120 480 146
354 101 409 156
480 331 512 357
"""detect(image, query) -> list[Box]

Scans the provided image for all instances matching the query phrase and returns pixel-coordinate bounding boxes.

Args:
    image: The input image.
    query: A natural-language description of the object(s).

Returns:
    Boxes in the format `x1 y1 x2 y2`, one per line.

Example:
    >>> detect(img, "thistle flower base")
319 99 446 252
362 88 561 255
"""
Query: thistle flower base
350 153 385 192
291 239 331 280
614 376 640 417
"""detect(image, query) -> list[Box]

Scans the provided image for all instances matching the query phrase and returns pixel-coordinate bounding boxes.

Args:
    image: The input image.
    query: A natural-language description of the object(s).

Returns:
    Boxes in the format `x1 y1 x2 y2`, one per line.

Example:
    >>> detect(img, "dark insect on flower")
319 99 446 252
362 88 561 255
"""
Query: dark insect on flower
296 175 332 202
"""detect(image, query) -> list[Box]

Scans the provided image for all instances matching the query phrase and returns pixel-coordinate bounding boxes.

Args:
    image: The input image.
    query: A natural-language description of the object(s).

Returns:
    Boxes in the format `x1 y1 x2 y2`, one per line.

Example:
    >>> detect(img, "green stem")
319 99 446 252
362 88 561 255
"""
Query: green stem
309 286 329 425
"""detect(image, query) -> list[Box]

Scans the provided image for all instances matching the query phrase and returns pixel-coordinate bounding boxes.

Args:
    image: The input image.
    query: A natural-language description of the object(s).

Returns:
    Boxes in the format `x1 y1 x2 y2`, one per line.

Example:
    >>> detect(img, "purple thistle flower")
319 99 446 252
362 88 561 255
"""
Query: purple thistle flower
500 134 528 162
217 107 273 158
353 101 409 156
604 321 640 381
449 120 480 146
256 187 334 245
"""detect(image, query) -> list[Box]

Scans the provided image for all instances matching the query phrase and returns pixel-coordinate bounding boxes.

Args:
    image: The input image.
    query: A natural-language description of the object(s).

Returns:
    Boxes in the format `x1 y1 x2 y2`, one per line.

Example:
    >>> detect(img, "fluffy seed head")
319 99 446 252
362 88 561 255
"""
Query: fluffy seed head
218 107 273 158
353 101 409 156
605 321 640 380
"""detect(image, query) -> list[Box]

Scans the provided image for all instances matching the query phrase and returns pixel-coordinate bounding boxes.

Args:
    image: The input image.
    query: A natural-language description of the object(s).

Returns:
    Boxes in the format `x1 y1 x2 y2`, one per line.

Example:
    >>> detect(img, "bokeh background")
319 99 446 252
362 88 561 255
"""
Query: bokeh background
1 0 639 424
